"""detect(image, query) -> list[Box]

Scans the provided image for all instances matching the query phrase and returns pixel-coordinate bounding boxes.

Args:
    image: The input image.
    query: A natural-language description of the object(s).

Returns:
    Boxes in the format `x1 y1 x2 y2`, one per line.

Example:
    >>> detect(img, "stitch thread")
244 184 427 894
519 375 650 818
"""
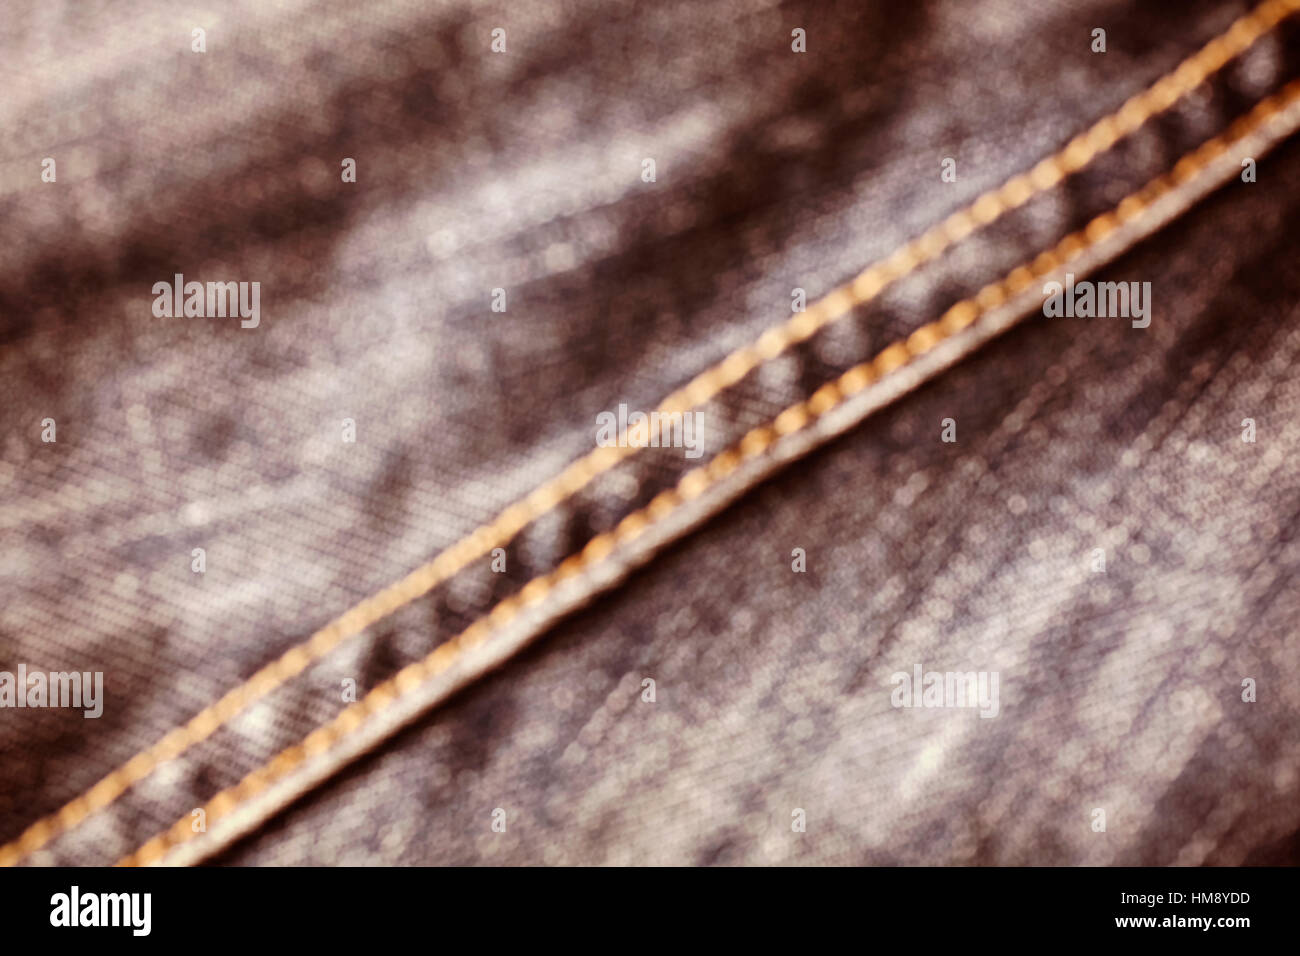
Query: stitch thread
5 0 1294 868
0 0 1290 870
118 77 1300 867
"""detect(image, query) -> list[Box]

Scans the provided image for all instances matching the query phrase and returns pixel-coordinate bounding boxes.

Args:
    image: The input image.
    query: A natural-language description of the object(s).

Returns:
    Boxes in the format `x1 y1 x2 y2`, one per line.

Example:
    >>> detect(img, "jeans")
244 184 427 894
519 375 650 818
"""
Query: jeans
2 0 1299 866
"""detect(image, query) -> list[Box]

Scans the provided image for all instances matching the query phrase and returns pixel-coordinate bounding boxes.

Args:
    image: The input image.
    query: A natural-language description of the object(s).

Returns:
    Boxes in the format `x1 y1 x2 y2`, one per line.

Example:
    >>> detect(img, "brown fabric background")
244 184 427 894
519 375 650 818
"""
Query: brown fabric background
2 0 1297 864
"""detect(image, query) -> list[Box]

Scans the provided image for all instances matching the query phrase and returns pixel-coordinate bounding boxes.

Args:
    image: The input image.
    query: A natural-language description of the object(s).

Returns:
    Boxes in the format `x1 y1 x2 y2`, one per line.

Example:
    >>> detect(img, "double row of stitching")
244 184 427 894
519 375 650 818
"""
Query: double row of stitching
2 0 1293 868
117 76 1300 866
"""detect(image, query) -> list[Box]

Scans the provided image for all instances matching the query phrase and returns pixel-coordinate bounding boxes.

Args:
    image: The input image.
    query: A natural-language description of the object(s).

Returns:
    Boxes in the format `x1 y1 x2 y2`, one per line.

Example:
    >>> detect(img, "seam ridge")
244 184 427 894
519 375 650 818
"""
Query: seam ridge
119 75 1300 867
3 0 1292 867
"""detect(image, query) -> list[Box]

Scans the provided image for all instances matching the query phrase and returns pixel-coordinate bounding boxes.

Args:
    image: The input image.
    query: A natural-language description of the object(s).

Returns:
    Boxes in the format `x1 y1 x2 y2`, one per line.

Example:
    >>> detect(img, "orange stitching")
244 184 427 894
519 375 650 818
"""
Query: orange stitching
118 77 1300 867
0 0 1290 870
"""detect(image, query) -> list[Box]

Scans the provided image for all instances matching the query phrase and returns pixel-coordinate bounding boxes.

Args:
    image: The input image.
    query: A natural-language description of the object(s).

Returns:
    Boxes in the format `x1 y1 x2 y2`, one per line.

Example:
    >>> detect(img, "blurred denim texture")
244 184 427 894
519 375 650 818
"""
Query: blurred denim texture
1 0 1299 864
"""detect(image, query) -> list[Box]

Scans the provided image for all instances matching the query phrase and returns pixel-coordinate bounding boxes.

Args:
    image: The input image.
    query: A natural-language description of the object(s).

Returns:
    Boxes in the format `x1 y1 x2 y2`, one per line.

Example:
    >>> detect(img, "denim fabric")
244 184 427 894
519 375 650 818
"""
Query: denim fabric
211 134 1300 865
2 0 1298 865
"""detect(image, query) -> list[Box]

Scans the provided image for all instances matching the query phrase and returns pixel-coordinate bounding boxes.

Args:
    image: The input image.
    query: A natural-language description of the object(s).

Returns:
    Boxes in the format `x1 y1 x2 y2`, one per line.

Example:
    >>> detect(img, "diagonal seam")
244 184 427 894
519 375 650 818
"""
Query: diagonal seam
118 76 1300 866
1 0 1292 867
